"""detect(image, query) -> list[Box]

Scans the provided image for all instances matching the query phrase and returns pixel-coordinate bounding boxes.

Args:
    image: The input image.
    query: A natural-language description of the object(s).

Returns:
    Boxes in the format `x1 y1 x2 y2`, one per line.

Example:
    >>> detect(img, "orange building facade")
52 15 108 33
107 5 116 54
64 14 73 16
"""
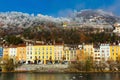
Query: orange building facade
17 45 26 62
76 49 85 61
3 47 9 60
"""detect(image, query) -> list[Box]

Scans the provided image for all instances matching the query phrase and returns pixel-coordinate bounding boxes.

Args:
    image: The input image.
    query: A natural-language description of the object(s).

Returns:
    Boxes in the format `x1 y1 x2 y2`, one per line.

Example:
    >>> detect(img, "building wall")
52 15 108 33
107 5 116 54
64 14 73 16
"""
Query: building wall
33 45 54 64
9 47 17 58
63 46 76 62
93 48 100 62
3 47 9 60
63 47 70 61
113 27 120 33
26 44 33 62
17 46 26 61
100 44 110 61
0 47 3 57
76 49 85 61
69 48 77 61
54 45 63 61
83 44 94 58
110 45 120 61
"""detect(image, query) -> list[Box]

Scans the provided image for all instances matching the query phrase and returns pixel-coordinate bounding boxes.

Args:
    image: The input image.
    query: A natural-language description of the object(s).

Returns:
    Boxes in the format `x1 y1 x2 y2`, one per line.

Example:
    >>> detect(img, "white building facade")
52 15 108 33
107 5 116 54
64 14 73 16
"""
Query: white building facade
93 48 100 62
100 44 110 61
54 45 64 61
9 47 17 58
26 43 33 62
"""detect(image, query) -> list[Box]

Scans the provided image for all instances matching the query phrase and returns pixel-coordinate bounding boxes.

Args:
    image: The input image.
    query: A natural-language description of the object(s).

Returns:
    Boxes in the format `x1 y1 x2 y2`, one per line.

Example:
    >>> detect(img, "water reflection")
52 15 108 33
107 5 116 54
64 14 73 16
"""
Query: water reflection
0 73 120 80
69 73 120 80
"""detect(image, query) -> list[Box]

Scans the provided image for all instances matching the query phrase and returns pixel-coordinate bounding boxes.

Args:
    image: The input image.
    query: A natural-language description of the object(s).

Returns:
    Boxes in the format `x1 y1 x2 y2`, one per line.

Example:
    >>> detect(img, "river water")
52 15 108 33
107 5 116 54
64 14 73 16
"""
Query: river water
0 73 120 80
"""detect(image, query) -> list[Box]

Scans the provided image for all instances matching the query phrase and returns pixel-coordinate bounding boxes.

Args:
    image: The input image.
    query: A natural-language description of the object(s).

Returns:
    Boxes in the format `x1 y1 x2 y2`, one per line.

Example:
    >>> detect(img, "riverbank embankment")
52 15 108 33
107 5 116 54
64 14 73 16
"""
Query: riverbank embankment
15 64 68 72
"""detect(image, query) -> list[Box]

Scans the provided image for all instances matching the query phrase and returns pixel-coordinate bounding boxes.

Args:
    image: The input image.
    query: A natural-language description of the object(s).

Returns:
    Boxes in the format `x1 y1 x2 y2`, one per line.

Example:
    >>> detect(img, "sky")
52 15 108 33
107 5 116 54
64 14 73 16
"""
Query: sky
0 0 120 17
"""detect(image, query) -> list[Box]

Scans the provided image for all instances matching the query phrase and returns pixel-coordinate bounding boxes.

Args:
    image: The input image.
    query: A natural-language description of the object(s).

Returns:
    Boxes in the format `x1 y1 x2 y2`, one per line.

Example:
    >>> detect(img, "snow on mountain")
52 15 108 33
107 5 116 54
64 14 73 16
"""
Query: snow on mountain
67 9 120 28
0 10 120 29
0 12 70 28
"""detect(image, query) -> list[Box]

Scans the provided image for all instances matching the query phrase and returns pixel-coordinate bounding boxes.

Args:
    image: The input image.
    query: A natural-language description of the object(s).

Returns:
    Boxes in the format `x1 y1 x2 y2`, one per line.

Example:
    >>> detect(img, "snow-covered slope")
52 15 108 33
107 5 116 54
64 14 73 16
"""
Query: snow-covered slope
0 12 70 28
70 10 120 27
0 10 120 29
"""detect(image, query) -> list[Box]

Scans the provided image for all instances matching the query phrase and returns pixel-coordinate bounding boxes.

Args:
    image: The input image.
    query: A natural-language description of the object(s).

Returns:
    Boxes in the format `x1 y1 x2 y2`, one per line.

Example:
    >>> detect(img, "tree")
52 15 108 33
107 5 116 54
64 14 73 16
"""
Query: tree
4 58 18 72
84 58 93 71
5 35 23 45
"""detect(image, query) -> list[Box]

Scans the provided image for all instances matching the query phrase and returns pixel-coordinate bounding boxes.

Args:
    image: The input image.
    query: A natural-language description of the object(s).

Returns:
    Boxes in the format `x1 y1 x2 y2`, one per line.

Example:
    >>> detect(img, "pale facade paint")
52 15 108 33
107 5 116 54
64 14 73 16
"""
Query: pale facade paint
64 47 70 61
63 46 76 61
93 48 100 62
100 44 110 61
26 44 33 62
83 44 94 58
54 45 63 61
9 47 17 58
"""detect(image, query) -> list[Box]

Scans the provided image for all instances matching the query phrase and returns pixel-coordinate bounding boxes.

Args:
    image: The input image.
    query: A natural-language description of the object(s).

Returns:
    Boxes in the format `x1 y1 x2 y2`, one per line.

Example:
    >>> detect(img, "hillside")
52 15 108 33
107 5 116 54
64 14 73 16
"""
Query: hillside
0 10 120 45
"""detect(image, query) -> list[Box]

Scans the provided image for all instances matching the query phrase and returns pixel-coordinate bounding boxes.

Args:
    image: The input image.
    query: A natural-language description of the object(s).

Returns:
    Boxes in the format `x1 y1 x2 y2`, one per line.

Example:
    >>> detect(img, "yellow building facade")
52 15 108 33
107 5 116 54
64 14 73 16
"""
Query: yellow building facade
63 47 70 61
32 45 54 64
83 44 94 58
63 46 77 62
110 45 120 61
76 49 85 61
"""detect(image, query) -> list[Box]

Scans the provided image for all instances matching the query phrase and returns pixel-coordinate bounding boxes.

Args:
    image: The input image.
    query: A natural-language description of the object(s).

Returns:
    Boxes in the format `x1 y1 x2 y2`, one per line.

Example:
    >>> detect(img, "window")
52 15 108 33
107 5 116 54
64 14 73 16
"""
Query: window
102 50 104 52
112 49 114 52
30 56 32 59
35 56 37 59
67 57 69 60
50 51 52 54
38 52 40 54
84 49 86 51
116 57 118 60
